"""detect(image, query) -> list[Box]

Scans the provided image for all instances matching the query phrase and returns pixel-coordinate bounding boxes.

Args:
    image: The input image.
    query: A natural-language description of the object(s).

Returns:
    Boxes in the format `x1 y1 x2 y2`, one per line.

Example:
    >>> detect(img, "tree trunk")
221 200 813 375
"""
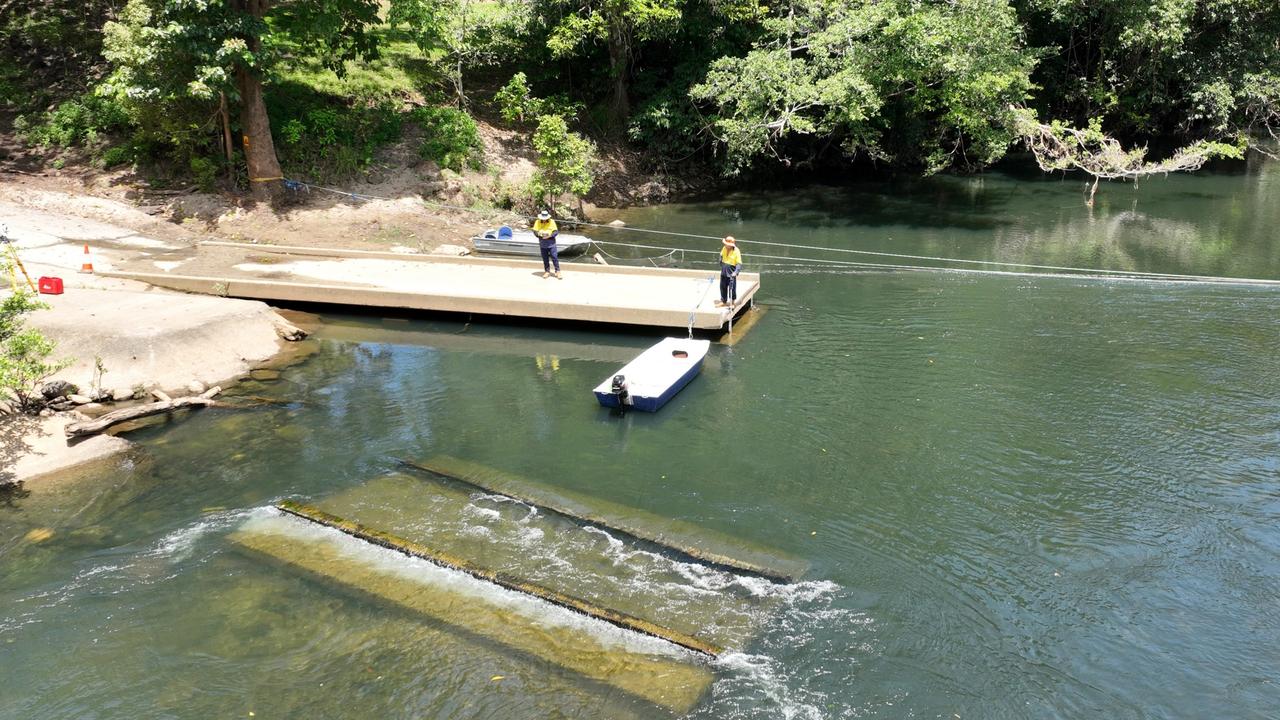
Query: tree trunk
606 22 630 131
219 91 235 185
234 0 283 202
65 387 222 438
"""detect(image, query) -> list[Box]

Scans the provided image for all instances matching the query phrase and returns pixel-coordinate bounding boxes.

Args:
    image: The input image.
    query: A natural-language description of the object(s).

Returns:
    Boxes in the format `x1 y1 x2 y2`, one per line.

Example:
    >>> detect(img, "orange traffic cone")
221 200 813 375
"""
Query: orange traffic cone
79 244 94 274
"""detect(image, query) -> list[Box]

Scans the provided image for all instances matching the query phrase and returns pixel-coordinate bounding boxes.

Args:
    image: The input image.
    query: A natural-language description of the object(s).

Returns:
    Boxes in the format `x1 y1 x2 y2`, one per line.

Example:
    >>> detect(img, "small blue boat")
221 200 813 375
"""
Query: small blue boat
594 337 711 412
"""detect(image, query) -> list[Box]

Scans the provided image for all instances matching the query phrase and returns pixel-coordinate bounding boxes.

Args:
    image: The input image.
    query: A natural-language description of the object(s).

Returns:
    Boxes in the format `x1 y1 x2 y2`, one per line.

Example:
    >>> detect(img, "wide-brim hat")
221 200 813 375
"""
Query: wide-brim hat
722 236 736 246
538 211 550 220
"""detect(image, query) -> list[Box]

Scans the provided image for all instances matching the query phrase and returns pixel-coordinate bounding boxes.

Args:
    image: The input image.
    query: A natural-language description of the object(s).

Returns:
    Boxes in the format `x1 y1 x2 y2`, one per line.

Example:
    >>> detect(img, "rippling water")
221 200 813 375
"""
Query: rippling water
3 158 1279 718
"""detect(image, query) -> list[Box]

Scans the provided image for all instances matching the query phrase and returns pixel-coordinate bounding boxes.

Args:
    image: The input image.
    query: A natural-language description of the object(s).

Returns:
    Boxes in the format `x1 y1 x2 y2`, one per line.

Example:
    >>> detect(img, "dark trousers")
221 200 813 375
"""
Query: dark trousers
720 274 737 302
540 244 560 272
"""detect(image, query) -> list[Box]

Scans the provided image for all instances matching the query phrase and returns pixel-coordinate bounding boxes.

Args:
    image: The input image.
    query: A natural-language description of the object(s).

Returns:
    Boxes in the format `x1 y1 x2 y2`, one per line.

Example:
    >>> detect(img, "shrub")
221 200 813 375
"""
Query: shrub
0 282 67 412
15 93 130 149
413 106 483 172
530 114 596 202
271 99 404 182
494 73 549 126
97 144 136 169
189 156 219 192
490 176 537 213
494 73 584 127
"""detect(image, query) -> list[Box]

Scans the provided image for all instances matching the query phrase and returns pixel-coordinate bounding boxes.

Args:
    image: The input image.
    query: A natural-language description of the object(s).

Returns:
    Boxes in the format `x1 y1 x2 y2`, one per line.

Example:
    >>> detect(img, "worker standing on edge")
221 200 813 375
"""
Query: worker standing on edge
533 209 561 279
717 235 741 308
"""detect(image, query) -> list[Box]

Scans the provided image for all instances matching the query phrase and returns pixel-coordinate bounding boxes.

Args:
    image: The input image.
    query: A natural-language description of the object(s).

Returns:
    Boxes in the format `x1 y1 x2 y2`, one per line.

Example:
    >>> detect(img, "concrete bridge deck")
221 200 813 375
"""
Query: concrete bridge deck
104 242 757 330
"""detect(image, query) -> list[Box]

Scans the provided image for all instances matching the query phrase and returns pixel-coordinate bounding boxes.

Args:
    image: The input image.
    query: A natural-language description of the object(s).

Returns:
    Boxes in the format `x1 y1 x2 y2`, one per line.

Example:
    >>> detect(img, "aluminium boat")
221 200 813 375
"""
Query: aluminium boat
471 225 593 257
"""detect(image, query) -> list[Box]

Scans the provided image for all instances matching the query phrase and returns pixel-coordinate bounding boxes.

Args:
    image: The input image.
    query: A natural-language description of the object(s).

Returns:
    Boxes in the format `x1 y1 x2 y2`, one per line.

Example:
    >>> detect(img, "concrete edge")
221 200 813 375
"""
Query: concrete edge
101 271 757 330
201 240 762 282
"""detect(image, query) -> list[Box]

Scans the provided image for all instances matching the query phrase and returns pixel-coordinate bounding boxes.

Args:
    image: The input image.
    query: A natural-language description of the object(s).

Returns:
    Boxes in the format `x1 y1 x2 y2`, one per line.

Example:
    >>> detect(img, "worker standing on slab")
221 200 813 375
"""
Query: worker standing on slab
533 209 561 279
716 236 742 308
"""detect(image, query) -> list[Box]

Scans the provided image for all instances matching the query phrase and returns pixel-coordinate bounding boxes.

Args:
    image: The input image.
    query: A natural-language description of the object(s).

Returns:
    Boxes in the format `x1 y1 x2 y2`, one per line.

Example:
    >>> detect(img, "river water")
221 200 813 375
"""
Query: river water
3 157 1279 719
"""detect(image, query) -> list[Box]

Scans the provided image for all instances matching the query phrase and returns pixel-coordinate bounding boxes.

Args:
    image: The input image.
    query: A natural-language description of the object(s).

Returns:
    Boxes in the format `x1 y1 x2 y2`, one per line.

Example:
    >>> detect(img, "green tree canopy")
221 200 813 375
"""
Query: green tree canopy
691 0 1038 174
102 0 386 199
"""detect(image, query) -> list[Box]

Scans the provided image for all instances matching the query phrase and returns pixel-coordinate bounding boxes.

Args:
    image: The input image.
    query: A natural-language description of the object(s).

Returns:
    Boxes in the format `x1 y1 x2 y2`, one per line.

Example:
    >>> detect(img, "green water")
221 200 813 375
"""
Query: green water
3 157 1280 719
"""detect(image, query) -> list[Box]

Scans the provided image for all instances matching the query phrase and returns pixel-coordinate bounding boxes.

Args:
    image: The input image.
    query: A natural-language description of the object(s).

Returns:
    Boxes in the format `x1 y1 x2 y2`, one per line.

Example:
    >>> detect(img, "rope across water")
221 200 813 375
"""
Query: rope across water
278 178 1280 287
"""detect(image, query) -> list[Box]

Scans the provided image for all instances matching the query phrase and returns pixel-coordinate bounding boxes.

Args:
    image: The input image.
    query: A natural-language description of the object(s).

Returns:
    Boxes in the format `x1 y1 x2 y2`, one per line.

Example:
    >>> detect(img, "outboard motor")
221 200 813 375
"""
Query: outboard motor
610 374 629 407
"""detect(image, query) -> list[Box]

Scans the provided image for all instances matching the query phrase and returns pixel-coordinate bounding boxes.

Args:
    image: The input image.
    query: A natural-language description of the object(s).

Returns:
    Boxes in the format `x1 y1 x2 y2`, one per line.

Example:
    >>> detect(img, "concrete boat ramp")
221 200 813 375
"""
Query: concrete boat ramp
105 241 759 331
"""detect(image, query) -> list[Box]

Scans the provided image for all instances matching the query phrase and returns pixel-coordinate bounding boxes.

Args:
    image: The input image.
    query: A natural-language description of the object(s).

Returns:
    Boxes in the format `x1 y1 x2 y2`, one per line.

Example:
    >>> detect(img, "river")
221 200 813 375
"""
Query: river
2 156 1278 719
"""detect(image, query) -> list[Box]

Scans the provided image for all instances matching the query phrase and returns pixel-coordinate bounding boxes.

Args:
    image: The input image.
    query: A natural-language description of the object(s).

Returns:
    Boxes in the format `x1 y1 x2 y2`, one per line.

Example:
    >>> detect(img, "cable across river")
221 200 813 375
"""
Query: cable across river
279 178 1280 287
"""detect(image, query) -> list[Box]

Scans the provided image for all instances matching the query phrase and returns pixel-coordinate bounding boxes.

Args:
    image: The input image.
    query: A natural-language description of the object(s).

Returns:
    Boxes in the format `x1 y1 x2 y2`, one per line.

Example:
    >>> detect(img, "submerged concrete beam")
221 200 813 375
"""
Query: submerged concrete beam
401 456 810 583
276 500 723 658
229 513 715 714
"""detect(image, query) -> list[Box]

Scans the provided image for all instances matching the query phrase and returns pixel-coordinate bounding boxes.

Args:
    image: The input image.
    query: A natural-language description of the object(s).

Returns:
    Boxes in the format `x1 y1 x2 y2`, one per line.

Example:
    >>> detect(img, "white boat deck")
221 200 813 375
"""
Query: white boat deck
105 242 758 330
594 337 711 399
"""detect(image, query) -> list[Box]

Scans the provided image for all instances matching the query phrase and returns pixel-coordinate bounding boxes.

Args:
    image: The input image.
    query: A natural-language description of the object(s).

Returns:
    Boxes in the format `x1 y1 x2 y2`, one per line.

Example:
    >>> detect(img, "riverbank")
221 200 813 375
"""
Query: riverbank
0 113 658 259
1 196 308 486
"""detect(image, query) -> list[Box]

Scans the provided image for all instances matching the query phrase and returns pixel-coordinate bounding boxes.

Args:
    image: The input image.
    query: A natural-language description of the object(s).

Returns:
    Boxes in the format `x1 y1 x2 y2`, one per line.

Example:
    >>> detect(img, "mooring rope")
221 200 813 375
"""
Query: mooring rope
278 178 1280 287
688 276 717 338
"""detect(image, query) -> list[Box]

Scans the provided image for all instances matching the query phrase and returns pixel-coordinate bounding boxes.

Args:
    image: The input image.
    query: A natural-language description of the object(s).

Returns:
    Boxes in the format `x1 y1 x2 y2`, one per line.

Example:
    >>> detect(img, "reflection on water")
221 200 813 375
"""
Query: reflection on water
3 159 1280 719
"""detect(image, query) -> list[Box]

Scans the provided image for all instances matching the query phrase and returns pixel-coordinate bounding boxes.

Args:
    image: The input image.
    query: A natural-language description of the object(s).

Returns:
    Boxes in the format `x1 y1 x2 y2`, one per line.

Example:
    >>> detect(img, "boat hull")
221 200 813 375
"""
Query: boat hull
472 230 593 257
594 359 703 412
593 337 711 412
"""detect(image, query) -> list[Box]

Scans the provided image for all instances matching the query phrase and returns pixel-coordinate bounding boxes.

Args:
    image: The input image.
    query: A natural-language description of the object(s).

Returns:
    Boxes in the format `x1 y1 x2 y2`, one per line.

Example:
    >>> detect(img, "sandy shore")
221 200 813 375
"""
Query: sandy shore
2 197 303 485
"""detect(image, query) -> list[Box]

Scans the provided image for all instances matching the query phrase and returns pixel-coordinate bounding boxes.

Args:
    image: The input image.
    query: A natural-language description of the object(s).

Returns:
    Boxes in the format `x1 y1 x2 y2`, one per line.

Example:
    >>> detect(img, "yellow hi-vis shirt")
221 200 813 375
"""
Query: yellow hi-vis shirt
532 218 558 237
720 245 742 269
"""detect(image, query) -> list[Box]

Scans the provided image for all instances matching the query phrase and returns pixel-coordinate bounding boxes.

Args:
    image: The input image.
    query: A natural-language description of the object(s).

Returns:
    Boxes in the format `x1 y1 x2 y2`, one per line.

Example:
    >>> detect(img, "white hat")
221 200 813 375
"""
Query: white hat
538 210 550 220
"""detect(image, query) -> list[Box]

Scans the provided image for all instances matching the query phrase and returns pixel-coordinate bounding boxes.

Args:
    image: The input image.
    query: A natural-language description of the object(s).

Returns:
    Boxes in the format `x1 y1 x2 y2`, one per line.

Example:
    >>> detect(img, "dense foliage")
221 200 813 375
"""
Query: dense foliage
5 0 1278 196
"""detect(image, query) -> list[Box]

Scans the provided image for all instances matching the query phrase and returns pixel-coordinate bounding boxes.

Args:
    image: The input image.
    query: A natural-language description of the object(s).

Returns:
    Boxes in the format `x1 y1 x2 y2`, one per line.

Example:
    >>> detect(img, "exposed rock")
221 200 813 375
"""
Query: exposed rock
40 380 78 400
80 402 104 412
111 387 135 402
0 400 12 415
432 244 471 257
186 380 206 395
68 394 92 405
272 318 308 342
39 408 54 418
32 288 293 399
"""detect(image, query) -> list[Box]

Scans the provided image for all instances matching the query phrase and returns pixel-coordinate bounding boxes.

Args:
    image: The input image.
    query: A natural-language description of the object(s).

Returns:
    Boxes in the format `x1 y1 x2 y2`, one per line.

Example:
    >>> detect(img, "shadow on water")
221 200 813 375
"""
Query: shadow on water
696 176 1019 232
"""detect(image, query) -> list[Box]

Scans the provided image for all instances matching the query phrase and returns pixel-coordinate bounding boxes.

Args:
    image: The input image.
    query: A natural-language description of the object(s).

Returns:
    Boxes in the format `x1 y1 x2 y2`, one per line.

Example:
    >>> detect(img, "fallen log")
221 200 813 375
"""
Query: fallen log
65 386 221 438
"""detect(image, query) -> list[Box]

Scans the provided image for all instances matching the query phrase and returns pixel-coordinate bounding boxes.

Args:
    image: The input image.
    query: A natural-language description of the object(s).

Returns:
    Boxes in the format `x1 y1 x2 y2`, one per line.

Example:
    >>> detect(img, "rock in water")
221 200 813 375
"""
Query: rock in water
608 219 627 227
187 381 206 395
68 394 92 405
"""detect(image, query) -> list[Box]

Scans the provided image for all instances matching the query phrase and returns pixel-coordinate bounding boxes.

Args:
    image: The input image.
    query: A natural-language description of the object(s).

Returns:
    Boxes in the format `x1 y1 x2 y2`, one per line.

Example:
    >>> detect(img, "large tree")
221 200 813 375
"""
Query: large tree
542 0 686 127
1014 0 1280 143
691 0 1038 173
103 0 384 200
